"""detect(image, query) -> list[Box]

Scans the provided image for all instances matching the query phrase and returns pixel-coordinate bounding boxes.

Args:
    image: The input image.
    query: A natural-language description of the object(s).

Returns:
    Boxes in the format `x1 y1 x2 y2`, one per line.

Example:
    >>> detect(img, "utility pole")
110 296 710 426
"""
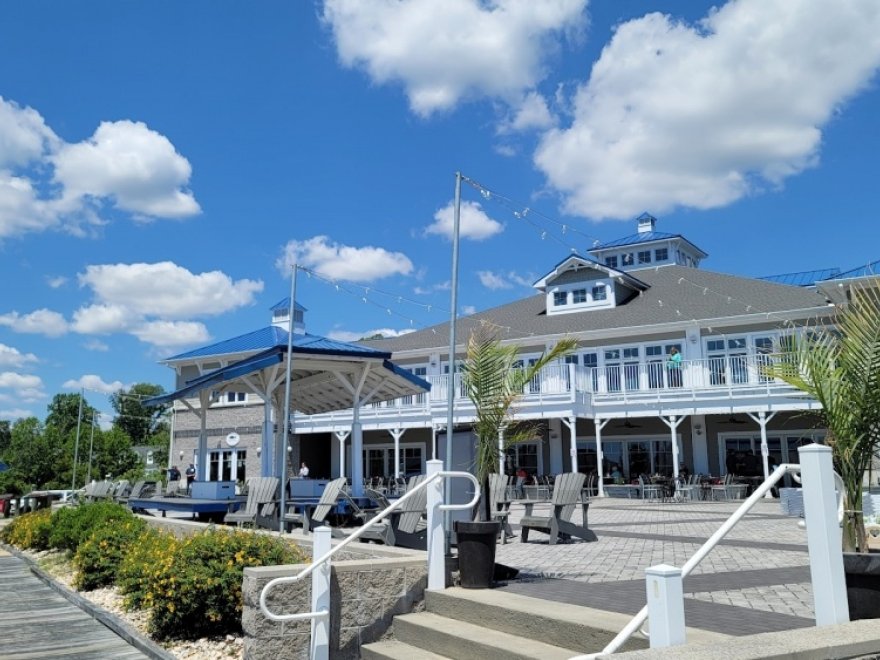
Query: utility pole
86 415 96 484
279 264 297 534
71 388 84 490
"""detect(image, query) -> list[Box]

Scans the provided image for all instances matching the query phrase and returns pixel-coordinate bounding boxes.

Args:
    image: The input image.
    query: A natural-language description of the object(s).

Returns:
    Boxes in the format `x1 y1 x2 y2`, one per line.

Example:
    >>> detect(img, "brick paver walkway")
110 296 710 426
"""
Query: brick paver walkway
494 497 816 637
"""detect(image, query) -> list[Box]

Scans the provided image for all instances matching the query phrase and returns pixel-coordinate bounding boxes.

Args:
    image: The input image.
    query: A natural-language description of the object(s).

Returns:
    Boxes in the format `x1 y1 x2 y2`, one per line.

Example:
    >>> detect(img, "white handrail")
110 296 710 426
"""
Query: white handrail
573 463 801 659
258 469 480 623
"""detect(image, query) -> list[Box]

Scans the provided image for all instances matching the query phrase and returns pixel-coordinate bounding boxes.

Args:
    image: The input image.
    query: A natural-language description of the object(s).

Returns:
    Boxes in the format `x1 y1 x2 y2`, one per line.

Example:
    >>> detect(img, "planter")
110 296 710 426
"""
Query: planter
454 520 501 589
843 552 880 620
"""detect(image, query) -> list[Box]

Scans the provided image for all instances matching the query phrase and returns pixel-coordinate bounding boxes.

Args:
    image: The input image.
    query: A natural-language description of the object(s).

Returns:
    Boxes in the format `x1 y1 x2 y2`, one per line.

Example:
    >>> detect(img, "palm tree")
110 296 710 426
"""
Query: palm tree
768 282 880 552
461 321 577 520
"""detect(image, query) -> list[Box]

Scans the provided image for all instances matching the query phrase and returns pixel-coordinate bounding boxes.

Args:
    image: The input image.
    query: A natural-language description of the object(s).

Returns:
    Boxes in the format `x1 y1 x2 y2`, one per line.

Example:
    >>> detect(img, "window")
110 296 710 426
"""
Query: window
227 392 246 403
638 250 652 264
655 248 668 261
621 253 634 267
572 288 587 303
592 285 607 301
605 255 618 268
553 291 568 306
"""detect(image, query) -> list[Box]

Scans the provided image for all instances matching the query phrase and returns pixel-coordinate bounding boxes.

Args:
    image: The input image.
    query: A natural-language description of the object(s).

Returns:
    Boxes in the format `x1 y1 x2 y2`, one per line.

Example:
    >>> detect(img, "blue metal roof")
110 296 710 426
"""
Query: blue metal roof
270 297 307 312
165 327 389 361
591 230 681 249
759 268 842 287
824 259 879 280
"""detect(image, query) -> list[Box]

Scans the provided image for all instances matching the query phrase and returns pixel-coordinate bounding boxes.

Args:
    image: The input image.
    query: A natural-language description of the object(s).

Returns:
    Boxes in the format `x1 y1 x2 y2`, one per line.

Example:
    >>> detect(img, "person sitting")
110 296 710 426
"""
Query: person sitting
679 463 690 480
610 464 624 484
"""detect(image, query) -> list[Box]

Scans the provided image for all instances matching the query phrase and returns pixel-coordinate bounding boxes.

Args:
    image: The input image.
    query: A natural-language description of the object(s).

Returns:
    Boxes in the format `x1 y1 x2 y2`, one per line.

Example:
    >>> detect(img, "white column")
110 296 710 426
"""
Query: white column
197 391 210 481
661 415 683 479
334 431 349 479
645 564 686 648
799 443 849 626
562 417 578 473
426 459 445 590
261 394 274 477
351 407 364 497
310 526 331 660
594 419 608 497
748 411 777 496
390 428 405 477
548 419 563 474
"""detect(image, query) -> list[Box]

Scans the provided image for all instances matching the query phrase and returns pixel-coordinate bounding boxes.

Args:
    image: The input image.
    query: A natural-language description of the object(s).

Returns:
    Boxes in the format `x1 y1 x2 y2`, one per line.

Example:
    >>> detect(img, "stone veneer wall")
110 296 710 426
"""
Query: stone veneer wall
242 556 427 660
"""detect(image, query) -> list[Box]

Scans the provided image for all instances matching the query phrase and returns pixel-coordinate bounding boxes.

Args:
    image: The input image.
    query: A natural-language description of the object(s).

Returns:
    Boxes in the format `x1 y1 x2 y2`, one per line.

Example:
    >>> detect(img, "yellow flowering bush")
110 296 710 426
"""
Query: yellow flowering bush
0 508 52 550
49 502 134 553
73 516 147 590
117 527 180 611
147 528 305 640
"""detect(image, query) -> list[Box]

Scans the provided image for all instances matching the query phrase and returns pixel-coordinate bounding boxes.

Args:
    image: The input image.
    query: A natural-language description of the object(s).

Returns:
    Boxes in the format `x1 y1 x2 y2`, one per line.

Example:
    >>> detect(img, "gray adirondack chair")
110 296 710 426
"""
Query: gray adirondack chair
225 477 279 527
283 476 348 533
356 476 428 548
488 473 514 544
520 472 597 544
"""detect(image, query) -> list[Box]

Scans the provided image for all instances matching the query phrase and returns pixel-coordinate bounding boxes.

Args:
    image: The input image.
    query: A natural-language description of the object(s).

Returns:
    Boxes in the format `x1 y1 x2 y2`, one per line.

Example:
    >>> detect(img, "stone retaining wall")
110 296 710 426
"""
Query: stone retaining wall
242 557 427 659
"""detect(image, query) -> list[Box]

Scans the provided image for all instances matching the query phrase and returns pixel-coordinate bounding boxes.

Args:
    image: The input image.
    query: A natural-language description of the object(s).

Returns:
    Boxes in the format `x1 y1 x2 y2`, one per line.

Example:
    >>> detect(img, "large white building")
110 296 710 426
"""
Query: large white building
162 215 876 495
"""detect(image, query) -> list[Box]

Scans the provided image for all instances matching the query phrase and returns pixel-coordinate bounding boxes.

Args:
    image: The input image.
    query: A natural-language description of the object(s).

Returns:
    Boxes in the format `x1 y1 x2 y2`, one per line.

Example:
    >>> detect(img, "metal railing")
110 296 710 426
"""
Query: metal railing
258 460 479 659
574 443 848 657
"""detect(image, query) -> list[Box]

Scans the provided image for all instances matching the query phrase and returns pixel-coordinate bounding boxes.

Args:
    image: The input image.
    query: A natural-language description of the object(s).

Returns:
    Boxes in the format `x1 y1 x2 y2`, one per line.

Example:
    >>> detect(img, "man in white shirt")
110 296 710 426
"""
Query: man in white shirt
298 462 309 478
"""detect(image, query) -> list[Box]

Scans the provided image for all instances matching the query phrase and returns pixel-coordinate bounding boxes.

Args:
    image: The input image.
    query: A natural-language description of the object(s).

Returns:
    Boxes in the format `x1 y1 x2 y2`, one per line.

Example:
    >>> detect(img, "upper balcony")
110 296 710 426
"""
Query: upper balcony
292 353 818 433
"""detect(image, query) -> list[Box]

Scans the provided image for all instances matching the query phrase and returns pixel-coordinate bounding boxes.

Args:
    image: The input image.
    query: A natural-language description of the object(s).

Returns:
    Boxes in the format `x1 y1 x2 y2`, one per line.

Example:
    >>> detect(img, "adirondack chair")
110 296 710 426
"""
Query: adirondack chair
356 476 429 548
487 473 514 544
519 472 597 545
117 480 156 504
283 476 348 533
224 477 279 527
86 480 114 501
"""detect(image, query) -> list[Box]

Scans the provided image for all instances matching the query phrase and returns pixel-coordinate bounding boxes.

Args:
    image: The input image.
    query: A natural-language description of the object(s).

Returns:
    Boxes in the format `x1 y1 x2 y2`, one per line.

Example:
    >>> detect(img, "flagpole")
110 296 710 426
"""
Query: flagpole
279 264 297 534
445 171 462 551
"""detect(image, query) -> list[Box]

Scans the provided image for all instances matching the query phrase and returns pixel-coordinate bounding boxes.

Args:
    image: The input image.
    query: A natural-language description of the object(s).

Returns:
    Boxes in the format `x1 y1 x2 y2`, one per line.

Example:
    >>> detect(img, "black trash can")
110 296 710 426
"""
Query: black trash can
454 520 501 589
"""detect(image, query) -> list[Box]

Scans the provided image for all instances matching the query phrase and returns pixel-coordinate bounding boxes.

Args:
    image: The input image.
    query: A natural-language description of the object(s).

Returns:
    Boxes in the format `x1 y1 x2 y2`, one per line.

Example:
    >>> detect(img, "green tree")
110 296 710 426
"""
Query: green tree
109 383 169 445
6 417 62 488
93 426 140 481
45 392 97 437
768 283 880 553
461 322 577 519
0 420 11 458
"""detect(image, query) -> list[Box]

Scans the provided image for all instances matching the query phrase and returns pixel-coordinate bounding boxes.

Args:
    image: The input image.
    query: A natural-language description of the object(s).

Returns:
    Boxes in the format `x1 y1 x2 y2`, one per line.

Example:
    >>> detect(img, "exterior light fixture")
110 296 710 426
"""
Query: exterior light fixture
694 424 703 436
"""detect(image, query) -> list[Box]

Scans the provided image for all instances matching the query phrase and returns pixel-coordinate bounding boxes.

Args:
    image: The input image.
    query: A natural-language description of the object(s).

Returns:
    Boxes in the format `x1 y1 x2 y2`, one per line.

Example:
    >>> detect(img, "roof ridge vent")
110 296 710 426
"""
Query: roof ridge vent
637 213 656 234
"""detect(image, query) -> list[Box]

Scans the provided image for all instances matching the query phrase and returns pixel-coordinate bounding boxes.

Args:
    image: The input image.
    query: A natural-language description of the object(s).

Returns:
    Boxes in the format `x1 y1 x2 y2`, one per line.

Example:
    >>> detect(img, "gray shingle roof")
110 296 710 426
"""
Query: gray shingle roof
359 265 829 353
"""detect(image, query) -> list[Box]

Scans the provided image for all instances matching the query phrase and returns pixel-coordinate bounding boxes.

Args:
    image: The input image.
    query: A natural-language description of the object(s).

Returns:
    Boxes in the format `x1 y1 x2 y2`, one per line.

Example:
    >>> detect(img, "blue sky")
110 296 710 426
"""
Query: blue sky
1 0 879 423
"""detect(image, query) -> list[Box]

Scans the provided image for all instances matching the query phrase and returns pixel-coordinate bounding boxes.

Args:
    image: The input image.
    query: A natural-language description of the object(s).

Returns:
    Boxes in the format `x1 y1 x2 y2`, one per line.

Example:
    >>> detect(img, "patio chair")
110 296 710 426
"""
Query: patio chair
520 472 597 545
639 475 664 501
224 477 279 528
358 474 429 549
711 474 734 501
674 474 699 502
283 476 349 533
488 473 514 544
117 479 155 504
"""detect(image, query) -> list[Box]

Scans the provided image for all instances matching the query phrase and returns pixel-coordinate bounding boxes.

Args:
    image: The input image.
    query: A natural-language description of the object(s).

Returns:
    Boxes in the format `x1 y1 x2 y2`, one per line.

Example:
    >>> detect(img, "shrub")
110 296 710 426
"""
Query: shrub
148 528 306 640
48 501 134 553
117 527 180 611
73 516 147 590
0 509 52 550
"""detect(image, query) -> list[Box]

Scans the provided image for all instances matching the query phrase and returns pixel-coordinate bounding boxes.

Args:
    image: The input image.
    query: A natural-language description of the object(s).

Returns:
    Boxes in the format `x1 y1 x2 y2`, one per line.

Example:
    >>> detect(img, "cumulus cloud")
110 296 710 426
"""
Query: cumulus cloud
321 0 587 116
62 374 128 394
0 408 33 422
53 120 200 219
477 269 535 290
46 275 67 289
0 97 200 240
534 0 880 219
78 262 263 319
462 305 477 315
0 371 45 402
425 200 503 241
498 92 556 134
130 320 211 348
83 339 110 352
0 308 69 337
327 327 416 342
71 304 133 334
0 343 38 368
277 236 414 282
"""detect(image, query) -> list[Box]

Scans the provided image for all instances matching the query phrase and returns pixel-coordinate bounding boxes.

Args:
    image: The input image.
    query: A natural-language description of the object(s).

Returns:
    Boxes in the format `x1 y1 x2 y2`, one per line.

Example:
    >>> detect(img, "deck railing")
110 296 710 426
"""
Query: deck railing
258 461 479 660
573 443 847 657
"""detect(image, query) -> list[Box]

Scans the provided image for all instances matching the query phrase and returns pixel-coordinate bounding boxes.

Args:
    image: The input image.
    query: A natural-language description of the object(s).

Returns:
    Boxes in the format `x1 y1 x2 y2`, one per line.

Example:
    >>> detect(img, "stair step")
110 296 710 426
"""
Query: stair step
393 611 579 660
361 639 451 660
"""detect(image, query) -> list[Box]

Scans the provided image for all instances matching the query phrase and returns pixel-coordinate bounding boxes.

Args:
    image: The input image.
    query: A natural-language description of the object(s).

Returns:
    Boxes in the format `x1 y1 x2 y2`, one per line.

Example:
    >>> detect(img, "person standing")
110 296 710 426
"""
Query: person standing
667 347 683 387
185 463 196 489
298 462 309 478
168 465 181 482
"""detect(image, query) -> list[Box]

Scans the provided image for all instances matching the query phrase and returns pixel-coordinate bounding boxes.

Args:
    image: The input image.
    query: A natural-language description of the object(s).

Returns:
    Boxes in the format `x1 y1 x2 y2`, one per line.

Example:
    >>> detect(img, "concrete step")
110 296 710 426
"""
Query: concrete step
360 639 451 660
426 587 727 654
392 611 579 660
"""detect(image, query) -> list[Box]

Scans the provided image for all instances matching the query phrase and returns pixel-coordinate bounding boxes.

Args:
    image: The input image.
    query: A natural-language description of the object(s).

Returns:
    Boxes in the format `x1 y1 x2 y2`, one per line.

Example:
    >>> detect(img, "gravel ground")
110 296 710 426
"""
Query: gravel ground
26 549 243 660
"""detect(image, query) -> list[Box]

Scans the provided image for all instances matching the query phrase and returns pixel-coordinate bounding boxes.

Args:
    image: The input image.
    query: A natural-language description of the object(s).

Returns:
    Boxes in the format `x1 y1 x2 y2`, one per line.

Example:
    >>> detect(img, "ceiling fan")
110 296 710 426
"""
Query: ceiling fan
616 419 642 429
719 415 748 425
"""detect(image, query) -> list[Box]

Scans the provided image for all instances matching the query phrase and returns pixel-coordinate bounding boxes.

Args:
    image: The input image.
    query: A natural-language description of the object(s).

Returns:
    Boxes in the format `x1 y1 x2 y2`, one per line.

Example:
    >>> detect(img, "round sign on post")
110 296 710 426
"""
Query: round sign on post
226 432 240 447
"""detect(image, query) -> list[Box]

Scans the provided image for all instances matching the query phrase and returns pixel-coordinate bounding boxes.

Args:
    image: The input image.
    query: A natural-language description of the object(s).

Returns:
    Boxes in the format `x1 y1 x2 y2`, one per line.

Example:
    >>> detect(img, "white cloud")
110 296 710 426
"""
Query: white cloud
535 0 880 219
499 92 556 134
71 304 132 334
46 275 67 289
327 327 416 342
477 270 513 290
130 320 211 348
0 171 57 238
0 371 45 402
425 200 503 241
78 262 263 319
277 236 414 282
0 343 38 368
0 96 58 168
321 0 587 116
0 408 33 422
0 308 69 337
462 305 477 315
83 339 110 352
62 374 127 394
413 280 450 295
53 120 200 219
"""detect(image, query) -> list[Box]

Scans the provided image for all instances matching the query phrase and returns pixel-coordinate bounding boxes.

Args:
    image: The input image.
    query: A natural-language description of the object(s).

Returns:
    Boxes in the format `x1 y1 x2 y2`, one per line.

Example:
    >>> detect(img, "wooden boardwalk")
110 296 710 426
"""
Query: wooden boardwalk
0 549 149 659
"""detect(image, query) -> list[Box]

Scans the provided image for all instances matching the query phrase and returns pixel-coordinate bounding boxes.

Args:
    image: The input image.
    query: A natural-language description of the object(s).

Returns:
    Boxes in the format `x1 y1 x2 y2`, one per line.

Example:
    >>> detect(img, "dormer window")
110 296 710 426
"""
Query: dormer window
553 291 568 306
572 289 587 303
622 253 634 267
655 248 668 261
605 255 618 268
638 250 651 264
592 285 607 301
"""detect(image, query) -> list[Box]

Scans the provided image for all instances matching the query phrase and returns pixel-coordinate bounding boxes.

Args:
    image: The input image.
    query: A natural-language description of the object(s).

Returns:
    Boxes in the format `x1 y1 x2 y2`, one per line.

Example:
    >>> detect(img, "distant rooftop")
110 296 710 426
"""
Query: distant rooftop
759 268 842 287
825 259 880 281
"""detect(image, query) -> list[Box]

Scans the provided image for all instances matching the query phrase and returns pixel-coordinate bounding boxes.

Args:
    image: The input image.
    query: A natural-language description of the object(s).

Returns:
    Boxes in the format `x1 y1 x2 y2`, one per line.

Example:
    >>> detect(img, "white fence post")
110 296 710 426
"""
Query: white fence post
311 526 331 660
426 459 445 590
799 443 849 626
645 564 686 648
